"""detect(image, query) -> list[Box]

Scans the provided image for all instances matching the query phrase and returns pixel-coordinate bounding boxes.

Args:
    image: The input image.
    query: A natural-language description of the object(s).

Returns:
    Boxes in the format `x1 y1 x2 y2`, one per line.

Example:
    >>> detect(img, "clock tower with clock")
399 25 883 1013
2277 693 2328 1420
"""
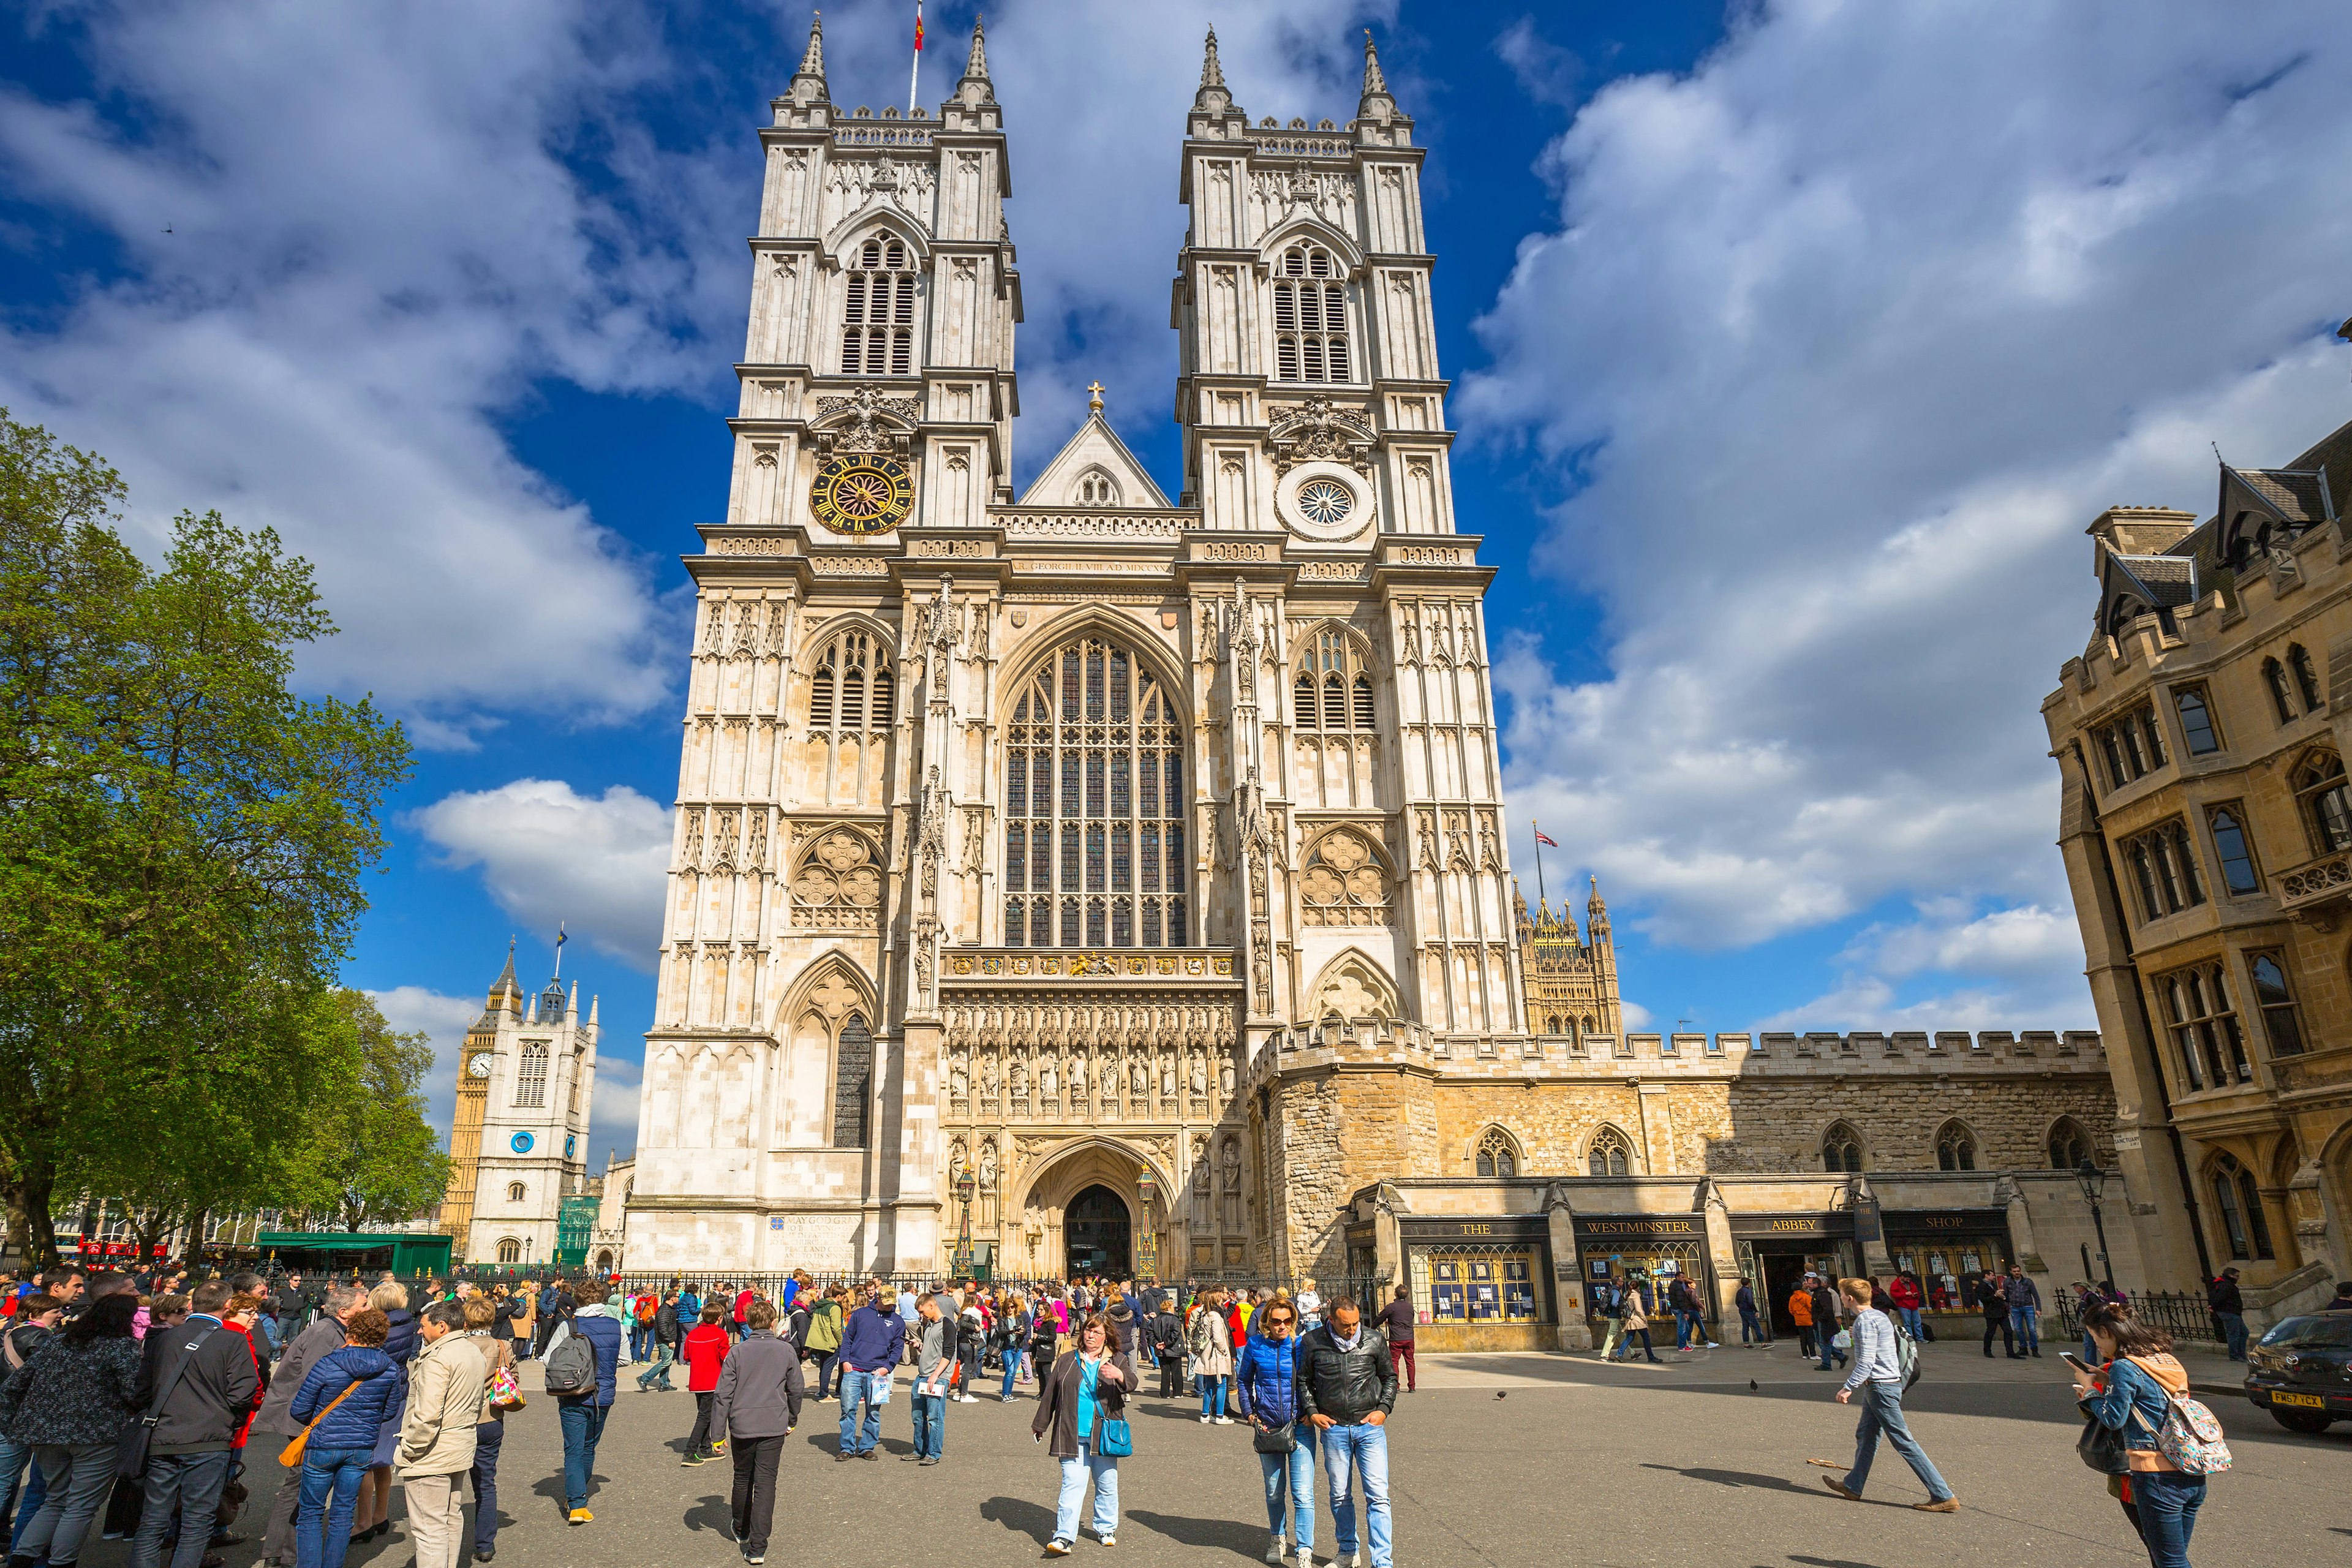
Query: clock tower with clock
438 941 600 1265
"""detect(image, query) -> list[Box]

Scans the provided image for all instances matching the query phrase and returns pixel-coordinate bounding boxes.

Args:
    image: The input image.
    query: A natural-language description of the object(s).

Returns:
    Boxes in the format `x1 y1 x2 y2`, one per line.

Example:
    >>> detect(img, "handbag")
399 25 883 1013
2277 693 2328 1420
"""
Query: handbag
2077 1414 2130 1475
279 1380 361 1468
489 1359 525 1411
1253 1419 1297 1455
1096 1417 1133 1458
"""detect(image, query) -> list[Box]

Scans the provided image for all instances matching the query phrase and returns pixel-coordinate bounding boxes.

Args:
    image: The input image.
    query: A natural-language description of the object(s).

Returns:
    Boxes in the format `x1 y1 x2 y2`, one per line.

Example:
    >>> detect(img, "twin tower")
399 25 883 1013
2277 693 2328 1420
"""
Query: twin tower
623 19 1544 1281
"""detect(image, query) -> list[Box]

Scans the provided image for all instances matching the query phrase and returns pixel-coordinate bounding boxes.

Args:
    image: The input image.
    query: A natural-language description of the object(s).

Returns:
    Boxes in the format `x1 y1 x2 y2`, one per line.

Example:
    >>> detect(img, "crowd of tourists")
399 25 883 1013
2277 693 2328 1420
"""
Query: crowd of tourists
0 1253 2247 1568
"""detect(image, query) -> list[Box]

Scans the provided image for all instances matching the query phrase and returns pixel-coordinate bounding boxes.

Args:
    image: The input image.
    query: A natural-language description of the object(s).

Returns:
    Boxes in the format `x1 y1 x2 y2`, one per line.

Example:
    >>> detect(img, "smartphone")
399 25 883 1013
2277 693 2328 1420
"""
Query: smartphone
2059 1351 2097 1376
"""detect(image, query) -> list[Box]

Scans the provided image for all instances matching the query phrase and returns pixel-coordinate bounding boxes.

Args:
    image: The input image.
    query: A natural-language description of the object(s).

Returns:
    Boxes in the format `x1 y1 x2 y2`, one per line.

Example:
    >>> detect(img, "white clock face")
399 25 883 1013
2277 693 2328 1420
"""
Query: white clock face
1275 462 1374 543
467 1054 493 1079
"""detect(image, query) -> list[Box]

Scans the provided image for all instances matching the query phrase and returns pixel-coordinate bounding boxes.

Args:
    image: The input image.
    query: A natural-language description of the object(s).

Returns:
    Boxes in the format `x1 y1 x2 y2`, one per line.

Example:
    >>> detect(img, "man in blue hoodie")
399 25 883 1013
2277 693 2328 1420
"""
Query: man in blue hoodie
833 1286 903 1461
549 1281 622 1526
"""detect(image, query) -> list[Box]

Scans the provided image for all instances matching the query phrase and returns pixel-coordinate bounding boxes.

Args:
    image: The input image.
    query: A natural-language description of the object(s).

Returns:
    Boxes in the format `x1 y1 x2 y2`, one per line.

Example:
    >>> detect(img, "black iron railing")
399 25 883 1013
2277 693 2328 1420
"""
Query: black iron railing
2051 1289 2223 1346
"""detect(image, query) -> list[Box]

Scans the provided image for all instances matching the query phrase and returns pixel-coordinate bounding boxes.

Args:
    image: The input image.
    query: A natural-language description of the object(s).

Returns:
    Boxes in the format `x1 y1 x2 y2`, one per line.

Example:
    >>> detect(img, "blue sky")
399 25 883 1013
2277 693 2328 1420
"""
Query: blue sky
7 1 2349 1167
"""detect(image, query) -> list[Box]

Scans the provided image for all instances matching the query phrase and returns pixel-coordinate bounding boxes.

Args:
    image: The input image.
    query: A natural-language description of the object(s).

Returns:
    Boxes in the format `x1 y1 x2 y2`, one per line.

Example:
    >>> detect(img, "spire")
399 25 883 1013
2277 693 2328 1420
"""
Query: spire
788 11 830 105
488 937 518 1008
1193 25 1234 114
1357 28 1398 122
588 994 600 1026
954 15 996 107
568 981 579 1017
1586 873 1611 938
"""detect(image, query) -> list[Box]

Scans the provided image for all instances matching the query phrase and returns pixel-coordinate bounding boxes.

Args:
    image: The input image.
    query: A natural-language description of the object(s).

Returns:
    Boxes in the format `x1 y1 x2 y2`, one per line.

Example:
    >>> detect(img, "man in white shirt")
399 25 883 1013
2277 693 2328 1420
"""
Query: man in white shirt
1817 1278 1958 1513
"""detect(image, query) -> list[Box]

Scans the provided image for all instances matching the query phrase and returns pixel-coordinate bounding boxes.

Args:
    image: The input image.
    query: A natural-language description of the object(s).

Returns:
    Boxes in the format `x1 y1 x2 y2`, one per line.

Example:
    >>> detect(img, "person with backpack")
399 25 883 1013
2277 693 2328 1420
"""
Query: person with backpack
1596 1276 1626 1361
1188 1287 1234 1425
1028 1300 1061 1401
2075 1298 2222 1568
801 1289 843 1403
1734 1278 1763 1346
680 1304 733 1466
542 1285 620 1526
1147 1297 1185 1399
1817 1276 1956 1513
628 1291 657 1366
636 1294 681 1394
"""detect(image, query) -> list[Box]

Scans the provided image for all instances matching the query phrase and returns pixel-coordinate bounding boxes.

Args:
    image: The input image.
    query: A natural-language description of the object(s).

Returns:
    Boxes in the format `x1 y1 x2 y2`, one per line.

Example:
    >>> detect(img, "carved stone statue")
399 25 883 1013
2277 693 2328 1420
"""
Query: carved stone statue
1219 1056 1236 1095
1069 1052 1088 1096
1129 1060 1147 1094
1041 1060 1059 1098
1160 1060 1175 1096
978 1140 998 1189
1010 1058 1028 1096
1189 1052 1207 1095
980 1057 999 1096
949 1063 968 1099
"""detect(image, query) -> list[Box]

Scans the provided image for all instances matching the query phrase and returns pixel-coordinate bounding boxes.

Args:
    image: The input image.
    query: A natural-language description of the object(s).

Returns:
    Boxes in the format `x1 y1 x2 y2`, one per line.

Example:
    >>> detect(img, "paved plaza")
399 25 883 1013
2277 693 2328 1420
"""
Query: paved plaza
63 1341 2350 1567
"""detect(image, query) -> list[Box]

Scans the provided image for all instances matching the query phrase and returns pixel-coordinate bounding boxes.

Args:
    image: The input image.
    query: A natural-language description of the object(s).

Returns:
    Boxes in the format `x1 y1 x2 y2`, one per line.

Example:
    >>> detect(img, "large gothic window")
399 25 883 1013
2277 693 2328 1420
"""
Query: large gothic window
842 235 916 376
1273 245 1349 384
1934 1120 1978 1171
2293 751 2352 853
807 630 894 805
514 1042 548 1107
833 1013 873 1149
1293 626 1376 734
1587 1127 1633 1177
1003 635 1186 948
1821 1122 1864 1172
1474 1126 1519 1177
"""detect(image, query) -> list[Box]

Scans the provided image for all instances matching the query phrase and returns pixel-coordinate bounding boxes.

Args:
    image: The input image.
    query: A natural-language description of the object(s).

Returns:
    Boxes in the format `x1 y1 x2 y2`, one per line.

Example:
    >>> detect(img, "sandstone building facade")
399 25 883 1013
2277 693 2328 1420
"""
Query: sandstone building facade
2044 415 2352 1325
617 20 2132 1350
440 944 600 1265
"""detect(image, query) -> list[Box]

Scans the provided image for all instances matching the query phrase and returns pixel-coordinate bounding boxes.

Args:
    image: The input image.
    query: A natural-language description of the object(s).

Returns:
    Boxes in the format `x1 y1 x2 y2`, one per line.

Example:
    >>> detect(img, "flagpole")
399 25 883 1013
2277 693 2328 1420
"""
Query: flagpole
1531 820 1547 908
907 1 924 115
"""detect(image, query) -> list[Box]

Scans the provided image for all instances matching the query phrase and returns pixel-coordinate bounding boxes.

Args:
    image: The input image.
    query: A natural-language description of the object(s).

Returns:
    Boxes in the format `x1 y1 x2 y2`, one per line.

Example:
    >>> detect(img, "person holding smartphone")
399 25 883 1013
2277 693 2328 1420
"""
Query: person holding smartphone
910 1295 951 1465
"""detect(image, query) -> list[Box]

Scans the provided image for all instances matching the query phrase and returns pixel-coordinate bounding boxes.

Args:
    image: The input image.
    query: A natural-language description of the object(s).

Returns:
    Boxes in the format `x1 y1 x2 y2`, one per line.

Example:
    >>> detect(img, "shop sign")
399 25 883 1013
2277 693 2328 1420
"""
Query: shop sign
1571 1216 1699 1239
1400 1216 1550 1242
1880 1208 2011 1233
1727 1213 1853 1239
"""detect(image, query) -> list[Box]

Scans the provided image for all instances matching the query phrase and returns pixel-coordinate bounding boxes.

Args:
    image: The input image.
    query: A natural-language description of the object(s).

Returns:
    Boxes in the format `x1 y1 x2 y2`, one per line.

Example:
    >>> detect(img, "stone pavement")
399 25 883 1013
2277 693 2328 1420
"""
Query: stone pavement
59 1340 2348 1568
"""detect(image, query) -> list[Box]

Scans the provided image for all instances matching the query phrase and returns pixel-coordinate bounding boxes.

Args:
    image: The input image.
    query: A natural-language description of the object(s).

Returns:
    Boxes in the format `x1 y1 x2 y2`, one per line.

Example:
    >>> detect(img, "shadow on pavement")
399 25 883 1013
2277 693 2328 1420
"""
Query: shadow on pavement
1790 1556 1888 1568
680 1492 732 1535
1634 1462 1819 1499
1126 1508 1268 1555
981 1494 1058 1546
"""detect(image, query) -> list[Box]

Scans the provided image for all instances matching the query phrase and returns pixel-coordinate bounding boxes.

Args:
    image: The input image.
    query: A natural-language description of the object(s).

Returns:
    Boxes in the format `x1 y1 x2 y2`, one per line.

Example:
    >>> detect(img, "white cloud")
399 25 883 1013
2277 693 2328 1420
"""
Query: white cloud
1472 4 2352 1021
412 778 671 968
367 984 481 1143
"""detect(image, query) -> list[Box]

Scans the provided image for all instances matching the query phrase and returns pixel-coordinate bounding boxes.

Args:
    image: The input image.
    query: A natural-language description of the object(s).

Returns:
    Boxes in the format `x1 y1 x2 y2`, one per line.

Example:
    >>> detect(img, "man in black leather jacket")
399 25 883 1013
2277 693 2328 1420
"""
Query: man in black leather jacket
1295 1297 1398 1568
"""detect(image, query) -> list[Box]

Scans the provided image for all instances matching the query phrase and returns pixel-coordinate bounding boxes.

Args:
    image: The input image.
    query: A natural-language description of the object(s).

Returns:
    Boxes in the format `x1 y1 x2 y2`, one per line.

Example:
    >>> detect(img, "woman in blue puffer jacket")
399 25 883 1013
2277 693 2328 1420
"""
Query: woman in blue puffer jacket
353 1281 418 1542
288 1308 404 1568
1235 1299 1316 1567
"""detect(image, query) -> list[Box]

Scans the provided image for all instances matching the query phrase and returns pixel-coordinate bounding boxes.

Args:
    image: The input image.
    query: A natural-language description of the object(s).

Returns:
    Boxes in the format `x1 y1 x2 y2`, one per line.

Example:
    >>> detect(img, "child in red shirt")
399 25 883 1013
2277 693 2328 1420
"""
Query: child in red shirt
680 1305 733 1464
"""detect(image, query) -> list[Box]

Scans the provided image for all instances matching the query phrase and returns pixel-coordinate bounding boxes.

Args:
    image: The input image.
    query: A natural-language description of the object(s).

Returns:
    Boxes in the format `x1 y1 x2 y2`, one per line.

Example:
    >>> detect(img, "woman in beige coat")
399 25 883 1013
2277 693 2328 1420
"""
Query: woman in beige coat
1615 1280 1662 1363
398 1302 489 1568
1188 1287 1235 1424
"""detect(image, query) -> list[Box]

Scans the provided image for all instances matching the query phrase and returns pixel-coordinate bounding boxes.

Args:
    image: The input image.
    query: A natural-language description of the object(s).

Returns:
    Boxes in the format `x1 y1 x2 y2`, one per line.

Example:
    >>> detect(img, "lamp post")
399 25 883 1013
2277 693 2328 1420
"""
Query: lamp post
952 1170 978 1278
2075 1158 2113 1290
1136 1169 1158 1284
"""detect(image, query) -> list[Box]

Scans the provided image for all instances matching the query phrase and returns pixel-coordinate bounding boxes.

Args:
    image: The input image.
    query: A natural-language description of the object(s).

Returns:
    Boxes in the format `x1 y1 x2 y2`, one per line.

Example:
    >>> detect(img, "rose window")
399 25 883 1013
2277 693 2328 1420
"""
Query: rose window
1297 478 1354 528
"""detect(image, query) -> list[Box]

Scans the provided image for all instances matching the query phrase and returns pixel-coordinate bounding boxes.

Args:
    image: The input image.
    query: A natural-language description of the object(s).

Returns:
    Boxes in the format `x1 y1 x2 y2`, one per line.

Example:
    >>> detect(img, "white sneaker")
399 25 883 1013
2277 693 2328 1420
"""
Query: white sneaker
1267 1537 1288 1564
1705 1341 1720 1348
1199 1414 1212 1425
1098 1534 1116 1547
1215 1415 1235 1425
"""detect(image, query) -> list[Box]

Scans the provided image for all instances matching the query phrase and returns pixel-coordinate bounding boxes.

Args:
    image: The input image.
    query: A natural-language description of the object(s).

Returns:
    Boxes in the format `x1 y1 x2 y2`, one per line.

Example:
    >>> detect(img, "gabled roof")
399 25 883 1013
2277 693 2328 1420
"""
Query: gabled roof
2098 551 2198 635
1019 410 1171 508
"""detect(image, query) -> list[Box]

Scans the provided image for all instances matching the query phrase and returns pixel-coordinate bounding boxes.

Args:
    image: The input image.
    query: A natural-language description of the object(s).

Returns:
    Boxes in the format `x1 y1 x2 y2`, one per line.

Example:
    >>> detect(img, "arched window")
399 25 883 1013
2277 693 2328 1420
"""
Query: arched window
2211 1152 2274 1261
1075 470 1120 505
1587 1127 1633 1177
2206 807 2259 895
834 1012 874 1150
808 630 894 737
2288 643 2323 711
1003 634 1185 948
842 235 916 375
506 1182 526 1203
495 1238 522 1264
1934 1120 1977 1172
1292 625 1376 735
515 1042 548 1107
2248 952 2306 1056
2293 752 2352 852
1273 245 1350 383
1474 1126 1519 1178
2263 657 2298 723
1822 1123 1864 1173
2047 1117 2090 1172
1546 1015 1564 1036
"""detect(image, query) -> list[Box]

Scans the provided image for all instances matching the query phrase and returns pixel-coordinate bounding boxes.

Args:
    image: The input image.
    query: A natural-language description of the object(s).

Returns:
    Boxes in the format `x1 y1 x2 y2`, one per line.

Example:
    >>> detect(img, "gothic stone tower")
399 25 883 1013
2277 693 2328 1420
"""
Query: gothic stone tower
451 946 598 1266
625 23 1525 1280
1515 878 1624 1042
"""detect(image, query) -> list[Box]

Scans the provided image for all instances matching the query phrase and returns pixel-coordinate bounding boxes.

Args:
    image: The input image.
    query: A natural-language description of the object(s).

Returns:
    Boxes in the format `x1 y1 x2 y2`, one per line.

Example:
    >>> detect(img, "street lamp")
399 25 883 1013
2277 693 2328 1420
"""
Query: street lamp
2075 1158 2113 1290
1136 1169 1158 1283
952 1170 978 1277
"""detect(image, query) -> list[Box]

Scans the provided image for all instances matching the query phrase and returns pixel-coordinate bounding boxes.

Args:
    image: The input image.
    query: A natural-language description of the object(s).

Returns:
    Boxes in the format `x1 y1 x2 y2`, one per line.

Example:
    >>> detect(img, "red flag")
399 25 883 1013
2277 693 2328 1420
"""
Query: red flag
913 4 924 50
1534 829 1559 848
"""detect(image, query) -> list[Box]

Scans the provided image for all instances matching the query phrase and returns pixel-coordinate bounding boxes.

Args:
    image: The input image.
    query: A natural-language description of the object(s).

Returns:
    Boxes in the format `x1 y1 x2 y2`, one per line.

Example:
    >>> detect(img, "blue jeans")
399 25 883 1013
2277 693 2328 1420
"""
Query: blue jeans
1841 1380 1953 1503
1053 1442 1118 1544
558 1400 608 1509
469 1420 503 1553
837 1366 886 1455
8 1448 43 1555
1898 1306 1923 1338
20 1442 115 1566
132 1450 234 1568
1739 1309 1763 1344
911 1392 946 1460
2133 1468 2205 1567
636 1341 676 1389
628 1324 650 1361
1257 1436 1314 1550
0 1433 32 1541
1200 1374 1227 1419
295 1445 373 1568
1000 1349 1023 1399
2010 1305 2040 1354
1320 1422 1393 1568
2217 1311 2247 1360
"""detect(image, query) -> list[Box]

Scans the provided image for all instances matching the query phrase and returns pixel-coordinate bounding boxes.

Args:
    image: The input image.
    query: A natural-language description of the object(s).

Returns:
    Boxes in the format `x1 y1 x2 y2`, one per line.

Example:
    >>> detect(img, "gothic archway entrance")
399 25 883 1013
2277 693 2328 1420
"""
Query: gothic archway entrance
1065 1185 1132 1279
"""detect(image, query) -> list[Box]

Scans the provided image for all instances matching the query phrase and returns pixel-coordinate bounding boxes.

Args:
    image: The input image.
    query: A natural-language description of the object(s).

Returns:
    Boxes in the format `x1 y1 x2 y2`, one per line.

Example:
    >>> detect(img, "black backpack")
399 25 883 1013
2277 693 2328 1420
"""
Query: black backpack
543 1329 597 1397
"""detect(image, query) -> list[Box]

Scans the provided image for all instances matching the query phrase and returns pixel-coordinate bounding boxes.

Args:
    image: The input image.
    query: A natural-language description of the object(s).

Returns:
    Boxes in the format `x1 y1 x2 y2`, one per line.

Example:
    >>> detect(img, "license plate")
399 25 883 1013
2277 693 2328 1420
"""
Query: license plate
2272 1392 2326 1409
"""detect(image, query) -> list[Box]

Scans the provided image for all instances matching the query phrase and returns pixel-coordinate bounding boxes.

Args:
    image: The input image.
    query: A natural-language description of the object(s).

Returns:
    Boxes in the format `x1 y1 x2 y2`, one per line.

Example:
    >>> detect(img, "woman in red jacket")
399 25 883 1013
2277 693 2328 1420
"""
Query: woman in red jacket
1887 1272 1924 1339
681 1305 733 1465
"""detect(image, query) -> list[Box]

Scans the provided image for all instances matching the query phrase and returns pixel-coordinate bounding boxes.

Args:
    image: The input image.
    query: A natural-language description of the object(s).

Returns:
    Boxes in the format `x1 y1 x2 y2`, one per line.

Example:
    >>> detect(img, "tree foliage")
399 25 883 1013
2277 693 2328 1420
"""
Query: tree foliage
276 990 451 1234
0 409 412 1264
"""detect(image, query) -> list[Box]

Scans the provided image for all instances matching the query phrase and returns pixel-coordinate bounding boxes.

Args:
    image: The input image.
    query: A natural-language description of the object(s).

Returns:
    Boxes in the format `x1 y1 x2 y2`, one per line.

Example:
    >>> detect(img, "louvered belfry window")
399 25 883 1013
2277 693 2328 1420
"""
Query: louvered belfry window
1273 245 1349 383
843 236 917 375
1005 636 1186 948
1292 627 1376 734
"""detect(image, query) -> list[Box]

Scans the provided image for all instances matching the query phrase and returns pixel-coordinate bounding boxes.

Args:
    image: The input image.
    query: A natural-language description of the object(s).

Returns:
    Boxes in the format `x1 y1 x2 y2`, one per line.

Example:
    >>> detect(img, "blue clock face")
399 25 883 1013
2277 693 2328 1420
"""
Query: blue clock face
564 1135 576 1159
510 1131 535 1154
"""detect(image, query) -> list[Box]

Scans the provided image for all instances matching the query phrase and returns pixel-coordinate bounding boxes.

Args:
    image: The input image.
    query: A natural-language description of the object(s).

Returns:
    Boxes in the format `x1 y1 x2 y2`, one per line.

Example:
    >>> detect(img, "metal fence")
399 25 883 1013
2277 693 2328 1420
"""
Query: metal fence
2049 1289 2223 1346
612 1270 1387 1308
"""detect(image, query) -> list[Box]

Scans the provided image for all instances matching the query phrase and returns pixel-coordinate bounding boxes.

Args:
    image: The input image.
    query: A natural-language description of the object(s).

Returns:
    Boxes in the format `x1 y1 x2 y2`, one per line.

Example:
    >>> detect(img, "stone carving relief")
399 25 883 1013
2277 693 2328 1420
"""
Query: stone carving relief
813 385 921 460
789 830 883 930
1267 396 1376 476
1298 830 1392 926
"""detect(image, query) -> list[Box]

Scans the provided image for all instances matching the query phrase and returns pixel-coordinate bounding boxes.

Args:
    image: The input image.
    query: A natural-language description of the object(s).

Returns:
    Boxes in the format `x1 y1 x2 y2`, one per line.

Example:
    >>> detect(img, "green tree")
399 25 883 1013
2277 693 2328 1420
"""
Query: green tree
0 410 411 1265
277 989 451 1233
